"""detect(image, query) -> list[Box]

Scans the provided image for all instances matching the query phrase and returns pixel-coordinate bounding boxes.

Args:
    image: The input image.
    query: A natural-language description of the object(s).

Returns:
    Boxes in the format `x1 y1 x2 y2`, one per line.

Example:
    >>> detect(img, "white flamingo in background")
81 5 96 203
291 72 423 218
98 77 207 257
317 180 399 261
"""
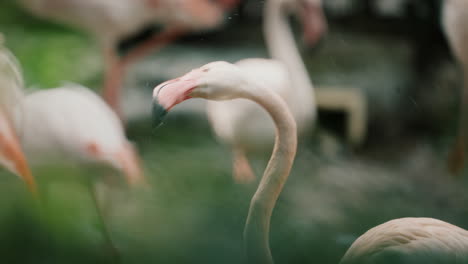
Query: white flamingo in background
0 37 37 195
207 0 366 183
18 0 238 120
15 85 145 187
17 85 145 261
152 61 468 264
2 41 145 259
442 0 468 175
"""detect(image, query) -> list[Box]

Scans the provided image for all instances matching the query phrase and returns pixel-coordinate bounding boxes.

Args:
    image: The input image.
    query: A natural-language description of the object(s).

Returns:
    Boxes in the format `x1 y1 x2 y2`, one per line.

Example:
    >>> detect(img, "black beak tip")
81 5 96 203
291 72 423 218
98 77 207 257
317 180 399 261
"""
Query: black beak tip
152 99 168 129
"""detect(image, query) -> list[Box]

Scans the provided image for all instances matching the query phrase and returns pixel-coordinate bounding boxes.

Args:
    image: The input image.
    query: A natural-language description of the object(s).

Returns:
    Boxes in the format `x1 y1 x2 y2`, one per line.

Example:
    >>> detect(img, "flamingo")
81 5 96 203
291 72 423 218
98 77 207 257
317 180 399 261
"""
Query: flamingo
442 0 468 175
2 40 145 259
18 0 238 120
15 84 145 187
0 37 37 195
340 217 468 263
206 0 366 183
17 85 147 260
152 61 468 263
1 39 145 185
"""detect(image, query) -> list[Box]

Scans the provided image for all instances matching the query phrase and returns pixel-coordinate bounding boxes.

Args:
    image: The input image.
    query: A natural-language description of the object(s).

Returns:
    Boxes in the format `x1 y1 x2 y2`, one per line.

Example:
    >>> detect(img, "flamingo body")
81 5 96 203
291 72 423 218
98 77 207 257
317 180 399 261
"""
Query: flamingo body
19 0 224 46
207 59 291 150
18 86 120 161
15 84 143 184
341 217 468 264
205 0 322 182
18 0 231 119
207 0 366 183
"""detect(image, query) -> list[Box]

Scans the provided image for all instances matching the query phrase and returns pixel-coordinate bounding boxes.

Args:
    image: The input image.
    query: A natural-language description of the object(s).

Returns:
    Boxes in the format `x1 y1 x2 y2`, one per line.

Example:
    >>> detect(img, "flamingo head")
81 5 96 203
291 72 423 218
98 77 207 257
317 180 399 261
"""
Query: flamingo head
84 142 146 187
152 61 247 127
285 0 327 46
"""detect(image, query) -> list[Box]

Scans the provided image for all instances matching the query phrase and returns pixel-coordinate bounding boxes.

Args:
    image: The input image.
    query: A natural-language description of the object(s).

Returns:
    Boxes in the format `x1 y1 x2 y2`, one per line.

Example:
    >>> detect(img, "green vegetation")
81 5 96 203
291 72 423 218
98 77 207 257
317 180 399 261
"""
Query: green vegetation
0 1 100 89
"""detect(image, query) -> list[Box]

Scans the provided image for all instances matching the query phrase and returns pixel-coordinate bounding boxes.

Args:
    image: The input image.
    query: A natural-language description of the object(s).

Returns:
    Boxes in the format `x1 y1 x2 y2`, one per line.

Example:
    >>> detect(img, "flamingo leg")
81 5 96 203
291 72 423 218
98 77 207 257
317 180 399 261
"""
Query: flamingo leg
232 147 255 184
448 67 468 175
101 27 186 122
119 27 186 67
102 47 124 121
86 178 121 264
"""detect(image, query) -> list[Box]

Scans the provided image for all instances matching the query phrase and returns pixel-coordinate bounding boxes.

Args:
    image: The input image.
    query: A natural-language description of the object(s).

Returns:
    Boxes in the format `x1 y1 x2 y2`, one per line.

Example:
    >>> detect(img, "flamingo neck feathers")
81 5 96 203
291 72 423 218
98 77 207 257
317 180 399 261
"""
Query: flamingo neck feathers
243 86 297 264
264 0 315 94
263 0 316 127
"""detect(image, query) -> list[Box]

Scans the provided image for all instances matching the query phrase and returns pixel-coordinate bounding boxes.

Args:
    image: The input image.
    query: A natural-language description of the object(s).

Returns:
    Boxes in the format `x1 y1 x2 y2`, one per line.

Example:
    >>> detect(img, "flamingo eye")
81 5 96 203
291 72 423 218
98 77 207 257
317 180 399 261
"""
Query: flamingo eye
202 68 210 72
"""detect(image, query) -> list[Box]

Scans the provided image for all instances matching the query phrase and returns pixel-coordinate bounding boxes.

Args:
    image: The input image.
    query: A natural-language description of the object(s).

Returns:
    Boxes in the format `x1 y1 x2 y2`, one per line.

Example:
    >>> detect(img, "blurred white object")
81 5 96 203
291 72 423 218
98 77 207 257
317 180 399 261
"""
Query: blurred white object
15 84 144 185
206 0 322 183
442 0 468 174
0 40 36 194
3 37 144 258
18 0 236 119
1 36 144 186
341 217 468 263
206 0 366 183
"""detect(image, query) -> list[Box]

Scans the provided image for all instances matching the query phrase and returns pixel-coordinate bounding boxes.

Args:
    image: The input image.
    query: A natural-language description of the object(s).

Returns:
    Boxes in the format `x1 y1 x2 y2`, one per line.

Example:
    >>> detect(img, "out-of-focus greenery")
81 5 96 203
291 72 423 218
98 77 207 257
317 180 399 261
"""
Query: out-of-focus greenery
0 1 101 89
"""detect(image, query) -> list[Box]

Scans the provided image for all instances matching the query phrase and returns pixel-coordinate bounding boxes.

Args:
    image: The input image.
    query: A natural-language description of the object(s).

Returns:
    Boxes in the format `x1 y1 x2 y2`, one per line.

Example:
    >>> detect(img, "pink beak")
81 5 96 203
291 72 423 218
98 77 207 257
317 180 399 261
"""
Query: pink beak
301 1 328 46
152 78 195 127
0 110 37 195
118 143 145 186
152 70 201 127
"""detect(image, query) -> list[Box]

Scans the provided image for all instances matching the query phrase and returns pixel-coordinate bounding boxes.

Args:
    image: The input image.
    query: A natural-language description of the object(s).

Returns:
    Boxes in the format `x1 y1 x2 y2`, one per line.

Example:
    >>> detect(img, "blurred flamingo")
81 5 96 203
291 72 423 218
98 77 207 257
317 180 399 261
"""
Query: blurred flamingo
152 61 468 264
16 84 145 187
16 84 145 260
443 0 468 175
205 0 322 183
207 0 365 183
0 37 37 195
18 0 239 120
3 40 145 259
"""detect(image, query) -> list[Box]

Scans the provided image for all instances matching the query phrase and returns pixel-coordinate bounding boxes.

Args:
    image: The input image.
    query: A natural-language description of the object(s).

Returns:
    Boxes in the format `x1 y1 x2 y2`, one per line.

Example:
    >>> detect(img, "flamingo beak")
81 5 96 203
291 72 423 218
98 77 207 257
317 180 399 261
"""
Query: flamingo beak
300 1 327 46
0 113 37 195
118 144 146 186
152 73 199 128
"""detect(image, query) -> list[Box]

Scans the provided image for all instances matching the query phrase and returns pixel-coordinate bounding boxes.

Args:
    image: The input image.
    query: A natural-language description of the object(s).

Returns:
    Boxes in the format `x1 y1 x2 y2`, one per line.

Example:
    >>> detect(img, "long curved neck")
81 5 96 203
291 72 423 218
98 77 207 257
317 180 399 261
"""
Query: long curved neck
243 87 297 264
263 0 314 94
